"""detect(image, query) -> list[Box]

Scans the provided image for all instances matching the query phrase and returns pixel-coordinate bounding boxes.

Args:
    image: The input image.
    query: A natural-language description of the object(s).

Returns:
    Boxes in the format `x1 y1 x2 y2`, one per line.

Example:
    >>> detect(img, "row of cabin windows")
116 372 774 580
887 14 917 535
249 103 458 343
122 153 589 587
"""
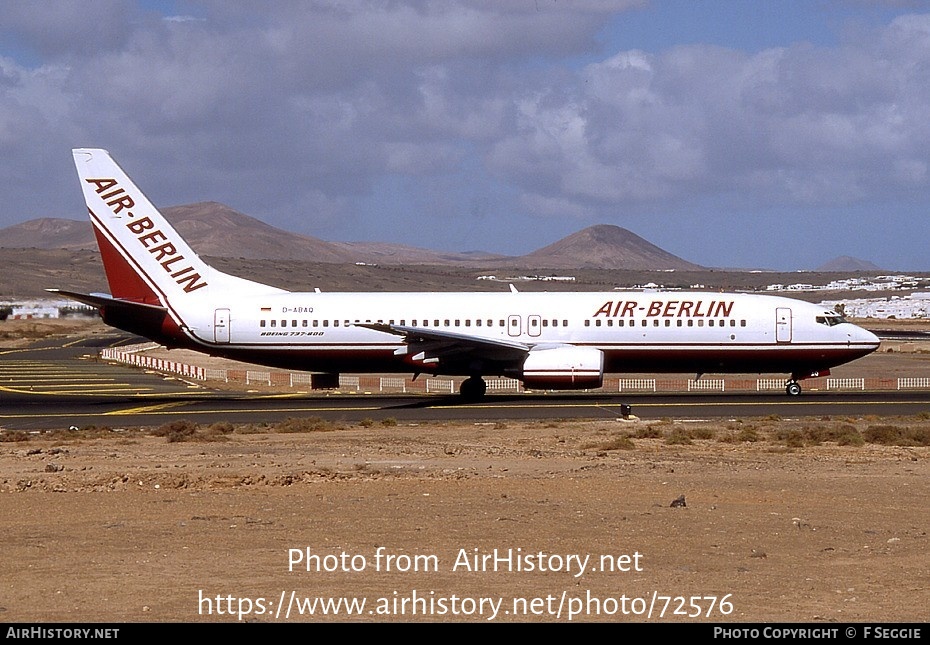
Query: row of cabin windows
585 318 747 328
259 318 572 328
258 317 747 329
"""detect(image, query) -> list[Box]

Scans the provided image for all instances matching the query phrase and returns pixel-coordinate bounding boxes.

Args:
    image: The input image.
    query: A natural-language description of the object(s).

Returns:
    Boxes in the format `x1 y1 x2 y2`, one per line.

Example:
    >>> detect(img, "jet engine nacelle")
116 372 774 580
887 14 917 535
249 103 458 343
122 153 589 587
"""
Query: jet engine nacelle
521 346 604 390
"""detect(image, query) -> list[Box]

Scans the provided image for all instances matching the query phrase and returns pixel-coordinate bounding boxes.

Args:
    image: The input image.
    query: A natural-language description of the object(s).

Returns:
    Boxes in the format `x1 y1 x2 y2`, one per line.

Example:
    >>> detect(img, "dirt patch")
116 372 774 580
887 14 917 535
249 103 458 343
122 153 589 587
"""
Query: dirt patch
1 418 927 623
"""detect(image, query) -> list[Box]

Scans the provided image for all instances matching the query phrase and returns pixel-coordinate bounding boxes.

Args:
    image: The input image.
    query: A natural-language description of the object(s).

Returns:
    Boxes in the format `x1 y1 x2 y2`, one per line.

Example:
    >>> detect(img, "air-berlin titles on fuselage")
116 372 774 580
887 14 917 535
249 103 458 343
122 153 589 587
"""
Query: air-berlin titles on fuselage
592 299 734 319
85 177 208 293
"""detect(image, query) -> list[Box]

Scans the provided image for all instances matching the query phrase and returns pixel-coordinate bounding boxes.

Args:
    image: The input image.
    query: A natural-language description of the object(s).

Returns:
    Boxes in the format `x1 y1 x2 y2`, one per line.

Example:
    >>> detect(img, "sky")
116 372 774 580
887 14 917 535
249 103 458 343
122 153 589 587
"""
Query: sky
1 0 929 271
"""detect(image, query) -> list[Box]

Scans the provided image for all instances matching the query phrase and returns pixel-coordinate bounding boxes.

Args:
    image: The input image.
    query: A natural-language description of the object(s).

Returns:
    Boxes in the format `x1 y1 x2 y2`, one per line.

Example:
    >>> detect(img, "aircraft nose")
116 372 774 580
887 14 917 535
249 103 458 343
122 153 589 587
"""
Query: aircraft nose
854 326 881 351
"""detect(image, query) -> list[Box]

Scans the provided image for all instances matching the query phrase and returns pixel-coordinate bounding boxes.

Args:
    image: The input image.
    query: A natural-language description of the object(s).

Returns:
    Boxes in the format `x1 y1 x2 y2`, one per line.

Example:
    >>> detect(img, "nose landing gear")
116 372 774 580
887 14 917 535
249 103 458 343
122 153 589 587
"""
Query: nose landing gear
786 380 802 396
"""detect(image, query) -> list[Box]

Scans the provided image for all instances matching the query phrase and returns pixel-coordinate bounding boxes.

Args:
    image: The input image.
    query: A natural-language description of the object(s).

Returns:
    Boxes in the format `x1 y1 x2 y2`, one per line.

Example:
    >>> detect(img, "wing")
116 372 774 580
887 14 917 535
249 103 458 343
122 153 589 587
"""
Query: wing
354 323 529 368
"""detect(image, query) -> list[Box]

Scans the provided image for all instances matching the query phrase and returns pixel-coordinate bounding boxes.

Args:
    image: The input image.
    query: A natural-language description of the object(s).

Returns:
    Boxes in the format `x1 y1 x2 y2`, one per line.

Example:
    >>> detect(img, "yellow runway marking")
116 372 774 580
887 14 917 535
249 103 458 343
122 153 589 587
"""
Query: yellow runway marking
105 402 190 415
0 385 152 395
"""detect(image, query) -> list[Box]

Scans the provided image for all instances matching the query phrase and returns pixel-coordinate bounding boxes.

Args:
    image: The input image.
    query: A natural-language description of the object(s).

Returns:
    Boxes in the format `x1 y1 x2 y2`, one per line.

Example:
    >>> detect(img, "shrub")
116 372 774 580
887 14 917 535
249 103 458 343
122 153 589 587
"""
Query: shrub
783 430 805 448
864 425 907 445
152 420 199 443
689 426 716 440
276 417 335 433
593 436 635 451
665 428 693 445
837 432 865 447
632 425 664 439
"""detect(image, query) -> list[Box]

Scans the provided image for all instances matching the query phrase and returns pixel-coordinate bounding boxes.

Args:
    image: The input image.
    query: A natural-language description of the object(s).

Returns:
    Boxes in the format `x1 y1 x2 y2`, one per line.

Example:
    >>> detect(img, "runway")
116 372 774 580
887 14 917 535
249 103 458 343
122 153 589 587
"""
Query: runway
2 332 929 431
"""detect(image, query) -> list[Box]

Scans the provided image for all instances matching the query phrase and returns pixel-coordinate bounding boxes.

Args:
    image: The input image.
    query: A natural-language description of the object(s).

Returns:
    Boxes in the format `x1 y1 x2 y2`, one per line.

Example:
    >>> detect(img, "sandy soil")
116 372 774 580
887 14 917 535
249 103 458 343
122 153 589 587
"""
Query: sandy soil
1 418 928 623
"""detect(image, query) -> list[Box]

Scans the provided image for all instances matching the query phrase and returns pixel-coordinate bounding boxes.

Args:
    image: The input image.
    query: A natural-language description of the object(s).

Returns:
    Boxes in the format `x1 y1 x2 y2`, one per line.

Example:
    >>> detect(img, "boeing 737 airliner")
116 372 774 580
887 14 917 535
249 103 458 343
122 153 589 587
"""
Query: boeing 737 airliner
53 149 880 398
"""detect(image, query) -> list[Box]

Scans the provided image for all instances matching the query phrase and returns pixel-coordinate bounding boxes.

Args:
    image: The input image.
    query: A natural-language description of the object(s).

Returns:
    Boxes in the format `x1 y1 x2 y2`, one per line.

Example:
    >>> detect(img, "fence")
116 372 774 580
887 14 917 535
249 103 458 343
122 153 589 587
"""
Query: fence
618 378 656 392
97 347 930 394
688 379 726 392
827 377 865 390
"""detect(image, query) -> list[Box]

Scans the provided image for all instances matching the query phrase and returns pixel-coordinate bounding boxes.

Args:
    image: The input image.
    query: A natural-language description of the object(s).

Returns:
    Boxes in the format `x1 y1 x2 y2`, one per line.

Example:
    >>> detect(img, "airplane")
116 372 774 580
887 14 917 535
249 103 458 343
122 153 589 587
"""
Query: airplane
52 148 880 399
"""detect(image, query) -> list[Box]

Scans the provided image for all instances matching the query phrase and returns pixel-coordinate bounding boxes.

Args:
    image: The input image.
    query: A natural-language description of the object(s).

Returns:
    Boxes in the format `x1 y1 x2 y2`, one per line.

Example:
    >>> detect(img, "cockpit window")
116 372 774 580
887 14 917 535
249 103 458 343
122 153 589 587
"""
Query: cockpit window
816 311 847 327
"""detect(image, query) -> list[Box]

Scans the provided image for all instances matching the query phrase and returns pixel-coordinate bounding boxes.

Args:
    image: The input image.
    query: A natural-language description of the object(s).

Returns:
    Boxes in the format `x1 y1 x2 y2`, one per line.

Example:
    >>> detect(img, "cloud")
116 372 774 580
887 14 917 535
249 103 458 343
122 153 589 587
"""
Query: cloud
487 13 930 218
1 2 930 268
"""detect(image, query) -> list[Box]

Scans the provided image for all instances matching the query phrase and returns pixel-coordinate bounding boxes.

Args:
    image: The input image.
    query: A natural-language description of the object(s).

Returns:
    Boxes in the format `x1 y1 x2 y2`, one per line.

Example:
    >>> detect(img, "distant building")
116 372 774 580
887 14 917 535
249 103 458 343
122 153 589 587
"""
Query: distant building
820 293 930 319
10 306 60 319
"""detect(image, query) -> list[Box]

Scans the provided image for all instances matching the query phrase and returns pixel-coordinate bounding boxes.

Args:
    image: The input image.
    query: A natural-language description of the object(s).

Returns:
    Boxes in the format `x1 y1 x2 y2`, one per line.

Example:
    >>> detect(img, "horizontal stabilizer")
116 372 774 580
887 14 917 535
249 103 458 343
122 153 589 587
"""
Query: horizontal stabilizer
46 288 167 313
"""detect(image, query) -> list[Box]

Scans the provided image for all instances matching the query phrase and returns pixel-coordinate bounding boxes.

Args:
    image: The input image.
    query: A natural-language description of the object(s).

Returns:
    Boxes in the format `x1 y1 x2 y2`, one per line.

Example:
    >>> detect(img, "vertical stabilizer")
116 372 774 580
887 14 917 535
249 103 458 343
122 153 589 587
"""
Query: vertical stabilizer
72 148 284 306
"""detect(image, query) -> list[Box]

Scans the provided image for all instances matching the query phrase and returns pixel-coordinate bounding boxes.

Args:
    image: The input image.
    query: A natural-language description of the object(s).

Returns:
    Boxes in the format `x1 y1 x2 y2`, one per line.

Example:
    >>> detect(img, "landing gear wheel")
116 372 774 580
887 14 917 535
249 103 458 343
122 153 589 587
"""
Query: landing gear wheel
786 381 802 396
459 376 487 400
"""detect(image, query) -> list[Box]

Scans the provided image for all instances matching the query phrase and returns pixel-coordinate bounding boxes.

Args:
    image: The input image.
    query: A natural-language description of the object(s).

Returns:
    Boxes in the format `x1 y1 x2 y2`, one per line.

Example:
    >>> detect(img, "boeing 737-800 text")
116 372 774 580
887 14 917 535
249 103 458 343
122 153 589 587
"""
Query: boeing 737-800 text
53 149 880 398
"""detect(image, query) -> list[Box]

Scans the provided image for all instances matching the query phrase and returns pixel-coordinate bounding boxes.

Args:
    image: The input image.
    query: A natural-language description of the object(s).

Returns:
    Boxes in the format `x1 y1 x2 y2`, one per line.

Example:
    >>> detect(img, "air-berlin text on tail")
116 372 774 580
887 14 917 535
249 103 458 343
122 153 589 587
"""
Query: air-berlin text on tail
85 177 208 293
593 299 734 319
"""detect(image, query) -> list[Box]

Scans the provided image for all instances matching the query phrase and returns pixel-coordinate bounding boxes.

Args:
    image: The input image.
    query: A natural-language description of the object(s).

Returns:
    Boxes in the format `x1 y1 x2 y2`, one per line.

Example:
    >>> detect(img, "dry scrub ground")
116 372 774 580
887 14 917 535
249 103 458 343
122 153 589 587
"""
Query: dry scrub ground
1 416 928 623
1 317 928 623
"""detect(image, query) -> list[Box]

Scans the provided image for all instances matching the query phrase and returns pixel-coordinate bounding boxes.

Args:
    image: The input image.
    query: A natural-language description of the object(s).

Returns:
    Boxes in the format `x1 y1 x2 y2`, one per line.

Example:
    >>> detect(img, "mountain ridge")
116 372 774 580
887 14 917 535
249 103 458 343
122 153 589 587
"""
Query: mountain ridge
0 202 701 271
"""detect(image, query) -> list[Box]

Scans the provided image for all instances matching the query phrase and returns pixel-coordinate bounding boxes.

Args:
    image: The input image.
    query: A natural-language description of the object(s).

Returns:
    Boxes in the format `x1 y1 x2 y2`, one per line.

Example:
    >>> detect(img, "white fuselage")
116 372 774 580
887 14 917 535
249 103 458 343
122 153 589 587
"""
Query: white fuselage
173 290 879 379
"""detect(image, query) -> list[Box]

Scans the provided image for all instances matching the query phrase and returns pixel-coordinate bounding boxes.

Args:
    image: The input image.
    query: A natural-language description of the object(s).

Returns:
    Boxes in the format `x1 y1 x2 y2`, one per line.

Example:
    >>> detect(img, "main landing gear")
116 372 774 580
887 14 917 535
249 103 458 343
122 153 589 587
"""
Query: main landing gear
459 376 487 400
786 380 802 396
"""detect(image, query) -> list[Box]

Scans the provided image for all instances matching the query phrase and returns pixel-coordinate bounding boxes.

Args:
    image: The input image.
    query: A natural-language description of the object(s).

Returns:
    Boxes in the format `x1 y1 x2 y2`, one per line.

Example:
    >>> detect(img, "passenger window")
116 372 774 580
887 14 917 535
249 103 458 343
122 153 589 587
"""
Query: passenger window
585 320 591 327
595 320 601 327
271 320 277 327
260 320 266 327
323 320 329 327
